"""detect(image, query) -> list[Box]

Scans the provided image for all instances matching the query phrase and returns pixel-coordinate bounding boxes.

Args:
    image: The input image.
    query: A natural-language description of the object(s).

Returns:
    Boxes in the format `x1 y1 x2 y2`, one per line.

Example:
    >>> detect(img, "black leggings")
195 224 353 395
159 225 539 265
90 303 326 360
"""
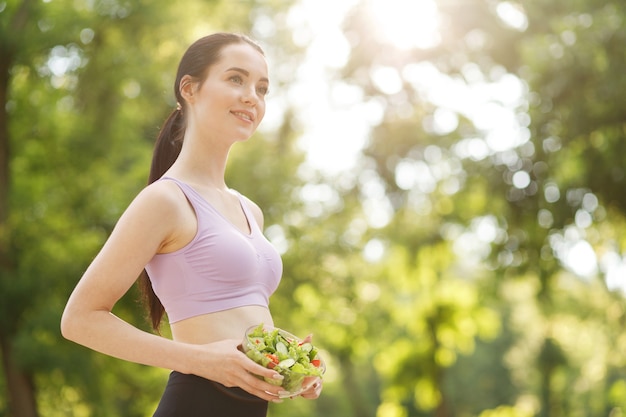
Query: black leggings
152 371 268 417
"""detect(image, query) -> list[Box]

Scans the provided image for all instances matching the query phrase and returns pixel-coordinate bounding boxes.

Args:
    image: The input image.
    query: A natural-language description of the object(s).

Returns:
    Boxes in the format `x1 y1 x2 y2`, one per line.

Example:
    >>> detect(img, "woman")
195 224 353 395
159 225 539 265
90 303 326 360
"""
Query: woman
61 32 322 416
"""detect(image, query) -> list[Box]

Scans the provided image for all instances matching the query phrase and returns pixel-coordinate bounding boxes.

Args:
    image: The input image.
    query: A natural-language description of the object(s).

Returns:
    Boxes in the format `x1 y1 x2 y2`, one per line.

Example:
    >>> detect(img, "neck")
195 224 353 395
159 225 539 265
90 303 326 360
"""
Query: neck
167 132 232 189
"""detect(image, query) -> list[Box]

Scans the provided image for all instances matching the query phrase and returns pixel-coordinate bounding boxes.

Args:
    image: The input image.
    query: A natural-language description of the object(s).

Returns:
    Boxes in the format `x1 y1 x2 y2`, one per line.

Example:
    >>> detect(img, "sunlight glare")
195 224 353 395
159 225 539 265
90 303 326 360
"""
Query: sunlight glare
496 2 529 31
369 0 440 50
602 252 626 295
565 240 598 277
551 228 599 279
363 239 385 263
371 66 403 95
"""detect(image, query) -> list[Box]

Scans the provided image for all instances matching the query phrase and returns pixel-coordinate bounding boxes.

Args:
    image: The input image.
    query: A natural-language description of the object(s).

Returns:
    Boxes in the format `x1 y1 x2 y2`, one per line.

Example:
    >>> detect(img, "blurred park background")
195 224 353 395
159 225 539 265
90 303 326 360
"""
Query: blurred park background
2 0 626 416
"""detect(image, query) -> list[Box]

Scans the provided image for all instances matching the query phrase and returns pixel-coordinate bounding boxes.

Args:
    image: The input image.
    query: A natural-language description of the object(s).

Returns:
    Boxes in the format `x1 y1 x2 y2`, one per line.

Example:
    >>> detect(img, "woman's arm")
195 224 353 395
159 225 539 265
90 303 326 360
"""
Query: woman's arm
61 182 285 402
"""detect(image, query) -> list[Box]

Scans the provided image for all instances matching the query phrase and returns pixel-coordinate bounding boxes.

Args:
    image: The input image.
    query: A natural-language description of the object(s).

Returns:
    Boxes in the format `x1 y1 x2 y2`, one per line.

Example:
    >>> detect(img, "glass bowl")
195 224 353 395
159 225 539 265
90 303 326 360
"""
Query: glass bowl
242 324 326 398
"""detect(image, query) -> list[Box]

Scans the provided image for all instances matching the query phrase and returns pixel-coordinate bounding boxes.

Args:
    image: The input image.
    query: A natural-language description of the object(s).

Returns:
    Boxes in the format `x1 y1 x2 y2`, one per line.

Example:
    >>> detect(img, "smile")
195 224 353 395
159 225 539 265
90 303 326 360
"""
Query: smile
232 111 254 122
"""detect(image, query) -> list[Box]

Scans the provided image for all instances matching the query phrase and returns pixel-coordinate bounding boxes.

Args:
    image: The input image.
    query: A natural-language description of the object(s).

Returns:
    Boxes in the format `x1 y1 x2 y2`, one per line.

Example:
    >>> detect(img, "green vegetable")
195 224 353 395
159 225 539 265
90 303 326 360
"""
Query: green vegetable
244 324 324 393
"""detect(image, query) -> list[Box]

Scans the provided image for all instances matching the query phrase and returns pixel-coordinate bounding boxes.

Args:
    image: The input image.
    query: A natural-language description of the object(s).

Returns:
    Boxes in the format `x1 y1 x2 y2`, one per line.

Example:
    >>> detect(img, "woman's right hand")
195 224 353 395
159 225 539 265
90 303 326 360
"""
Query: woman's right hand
191 338 286 403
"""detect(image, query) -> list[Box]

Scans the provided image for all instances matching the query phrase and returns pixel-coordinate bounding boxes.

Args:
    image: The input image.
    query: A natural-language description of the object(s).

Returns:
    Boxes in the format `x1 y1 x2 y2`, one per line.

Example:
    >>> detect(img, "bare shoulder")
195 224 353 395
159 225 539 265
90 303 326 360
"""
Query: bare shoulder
116 179 193 250
239 194 265 230
136 179 188 212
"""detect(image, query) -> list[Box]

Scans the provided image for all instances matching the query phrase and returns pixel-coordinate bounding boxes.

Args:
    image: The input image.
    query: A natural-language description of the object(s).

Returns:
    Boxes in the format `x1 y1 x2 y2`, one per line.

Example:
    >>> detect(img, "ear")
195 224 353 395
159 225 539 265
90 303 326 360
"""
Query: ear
179 75 196 104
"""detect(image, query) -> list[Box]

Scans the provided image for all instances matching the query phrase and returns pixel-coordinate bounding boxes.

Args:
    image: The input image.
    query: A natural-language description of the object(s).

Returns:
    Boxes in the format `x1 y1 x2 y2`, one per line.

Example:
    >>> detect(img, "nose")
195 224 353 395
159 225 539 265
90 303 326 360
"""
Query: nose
241 87 259 106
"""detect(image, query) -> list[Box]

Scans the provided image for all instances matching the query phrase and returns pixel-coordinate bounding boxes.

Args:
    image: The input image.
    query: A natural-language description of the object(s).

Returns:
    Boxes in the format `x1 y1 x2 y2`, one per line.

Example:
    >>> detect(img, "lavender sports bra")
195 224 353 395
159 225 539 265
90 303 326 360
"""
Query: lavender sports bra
144 177 282 323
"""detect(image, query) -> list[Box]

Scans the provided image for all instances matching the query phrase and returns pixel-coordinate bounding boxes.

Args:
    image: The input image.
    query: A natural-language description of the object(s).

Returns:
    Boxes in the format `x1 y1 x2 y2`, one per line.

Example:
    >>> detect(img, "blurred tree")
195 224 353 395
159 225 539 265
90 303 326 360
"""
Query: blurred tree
334 0 626 416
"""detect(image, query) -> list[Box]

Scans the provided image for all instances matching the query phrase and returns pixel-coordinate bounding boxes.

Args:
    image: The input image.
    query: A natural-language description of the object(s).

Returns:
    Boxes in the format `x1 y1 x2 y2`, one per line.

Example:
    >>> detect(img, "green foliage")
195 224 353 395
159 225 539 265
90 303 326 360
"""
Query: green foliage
332 0 626 416
372 245 500 413
478 406 533 417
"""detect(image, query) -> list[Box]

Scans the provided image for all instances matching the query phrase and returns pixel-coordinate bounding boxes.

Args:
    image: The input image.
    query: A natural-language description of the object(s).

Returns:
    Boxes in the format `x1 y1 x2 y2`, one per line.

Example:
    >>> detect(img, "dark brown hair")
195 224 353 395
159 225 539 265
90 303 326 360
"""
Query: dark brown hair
139 33 265 331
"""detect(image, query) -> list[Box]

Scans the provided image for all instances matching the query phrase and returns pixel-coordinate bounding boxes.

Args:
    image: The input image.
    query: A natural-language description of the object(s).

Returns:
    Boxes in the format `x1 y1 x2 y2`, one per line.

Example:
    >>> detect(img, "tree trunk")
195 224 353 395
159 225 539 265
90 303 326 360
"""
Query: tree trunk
428 314 451 417
0 25 10 240
340 353 374 417
0 334 39 417
1 1 38 415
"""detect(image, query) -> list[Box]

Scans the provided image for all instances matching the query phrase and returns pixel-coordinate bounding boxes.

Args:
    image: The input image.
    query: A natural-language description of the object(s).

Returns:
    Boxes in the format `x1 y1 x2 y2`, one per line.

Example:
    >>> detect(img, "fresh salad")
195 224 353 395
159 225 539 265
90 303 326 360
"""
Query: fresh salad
243 324 324 394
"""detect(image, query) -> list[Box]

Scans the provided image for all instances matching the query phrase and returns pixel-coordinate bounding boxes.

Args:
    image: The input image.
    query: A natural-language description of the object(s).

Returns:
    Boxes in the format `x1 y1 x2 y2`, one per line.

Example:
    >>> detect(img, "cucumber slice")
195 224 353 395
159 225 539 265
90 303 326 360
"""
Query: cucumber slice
276 341 288 355
278 358 296 368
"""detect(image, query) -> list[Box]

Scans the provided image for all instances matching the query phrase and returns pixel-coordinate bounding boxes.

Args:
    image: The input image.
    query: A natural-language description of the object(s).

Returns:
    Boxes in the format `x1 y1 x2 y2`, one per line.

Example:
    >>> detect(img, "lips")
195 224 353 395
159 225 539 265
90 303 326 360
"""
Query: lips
231 110 255 123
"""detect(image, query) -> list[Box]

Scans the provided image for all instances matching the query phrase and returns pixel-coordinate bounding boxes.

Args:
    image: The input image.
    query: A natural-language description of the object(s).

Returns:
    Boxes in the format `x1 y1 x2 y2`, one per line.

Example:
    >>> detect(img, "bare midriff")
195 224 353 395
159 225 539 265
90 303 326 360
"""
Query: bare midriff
170 305 274 345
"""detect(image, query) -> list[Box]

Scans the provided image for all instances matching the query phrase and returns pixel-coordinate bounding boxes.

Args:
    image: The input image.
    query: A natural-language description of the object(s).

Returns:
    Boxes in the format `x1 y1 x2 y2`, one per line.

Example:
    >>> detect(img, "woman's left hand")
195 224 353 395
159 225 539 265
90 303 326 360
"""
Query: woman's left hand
298 378 323 399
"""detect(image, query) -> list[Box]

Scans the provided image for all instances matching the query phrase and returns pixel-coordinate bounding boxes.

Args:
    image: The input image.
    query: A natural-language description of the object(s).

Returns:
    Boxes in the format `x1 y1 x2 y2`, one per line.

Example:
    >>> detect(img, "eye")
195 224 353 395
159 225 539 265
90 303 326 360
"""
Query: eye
257 85 269 96
229 75 244 84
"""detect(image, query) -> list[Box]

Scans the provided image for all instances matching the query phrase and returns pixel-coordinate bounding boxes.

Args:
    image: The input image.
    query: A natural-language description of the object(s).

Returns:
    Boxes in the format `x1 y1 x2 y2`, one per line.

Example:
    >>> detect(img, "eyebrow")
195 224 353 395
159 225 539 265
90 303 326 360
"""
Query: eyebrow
226 67 269 83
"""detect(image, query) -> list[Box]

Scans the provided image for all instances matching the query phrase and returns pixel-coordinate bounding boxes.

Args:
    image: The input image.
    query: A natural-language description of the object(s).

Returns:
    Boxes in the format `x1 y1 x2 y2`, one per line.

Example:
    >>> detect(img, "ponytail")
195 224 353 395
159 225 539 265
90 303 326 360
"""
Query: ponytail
149 109 185 183
139 108 185 332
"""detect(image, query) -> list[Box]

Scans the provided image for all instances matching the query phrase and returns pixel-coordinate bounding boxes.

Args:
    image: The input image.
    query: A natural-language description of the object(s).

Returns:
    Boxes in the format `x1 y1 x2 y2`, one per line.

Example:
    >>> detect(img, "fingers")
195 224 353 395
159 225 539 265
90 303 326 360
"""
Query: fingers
240 350 284 381
298 378 323 400
197 340 284 401
236 351 286 401
237 369 286 402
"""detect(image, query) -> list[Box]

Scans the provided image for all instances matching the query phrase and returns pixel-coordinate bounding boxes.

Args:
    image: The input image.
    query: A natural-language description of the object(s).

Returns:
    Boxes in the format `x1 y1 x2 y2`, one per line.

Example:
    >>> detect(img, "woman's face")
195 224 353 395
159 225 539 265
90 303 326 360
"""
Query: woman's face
183 42 269 144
